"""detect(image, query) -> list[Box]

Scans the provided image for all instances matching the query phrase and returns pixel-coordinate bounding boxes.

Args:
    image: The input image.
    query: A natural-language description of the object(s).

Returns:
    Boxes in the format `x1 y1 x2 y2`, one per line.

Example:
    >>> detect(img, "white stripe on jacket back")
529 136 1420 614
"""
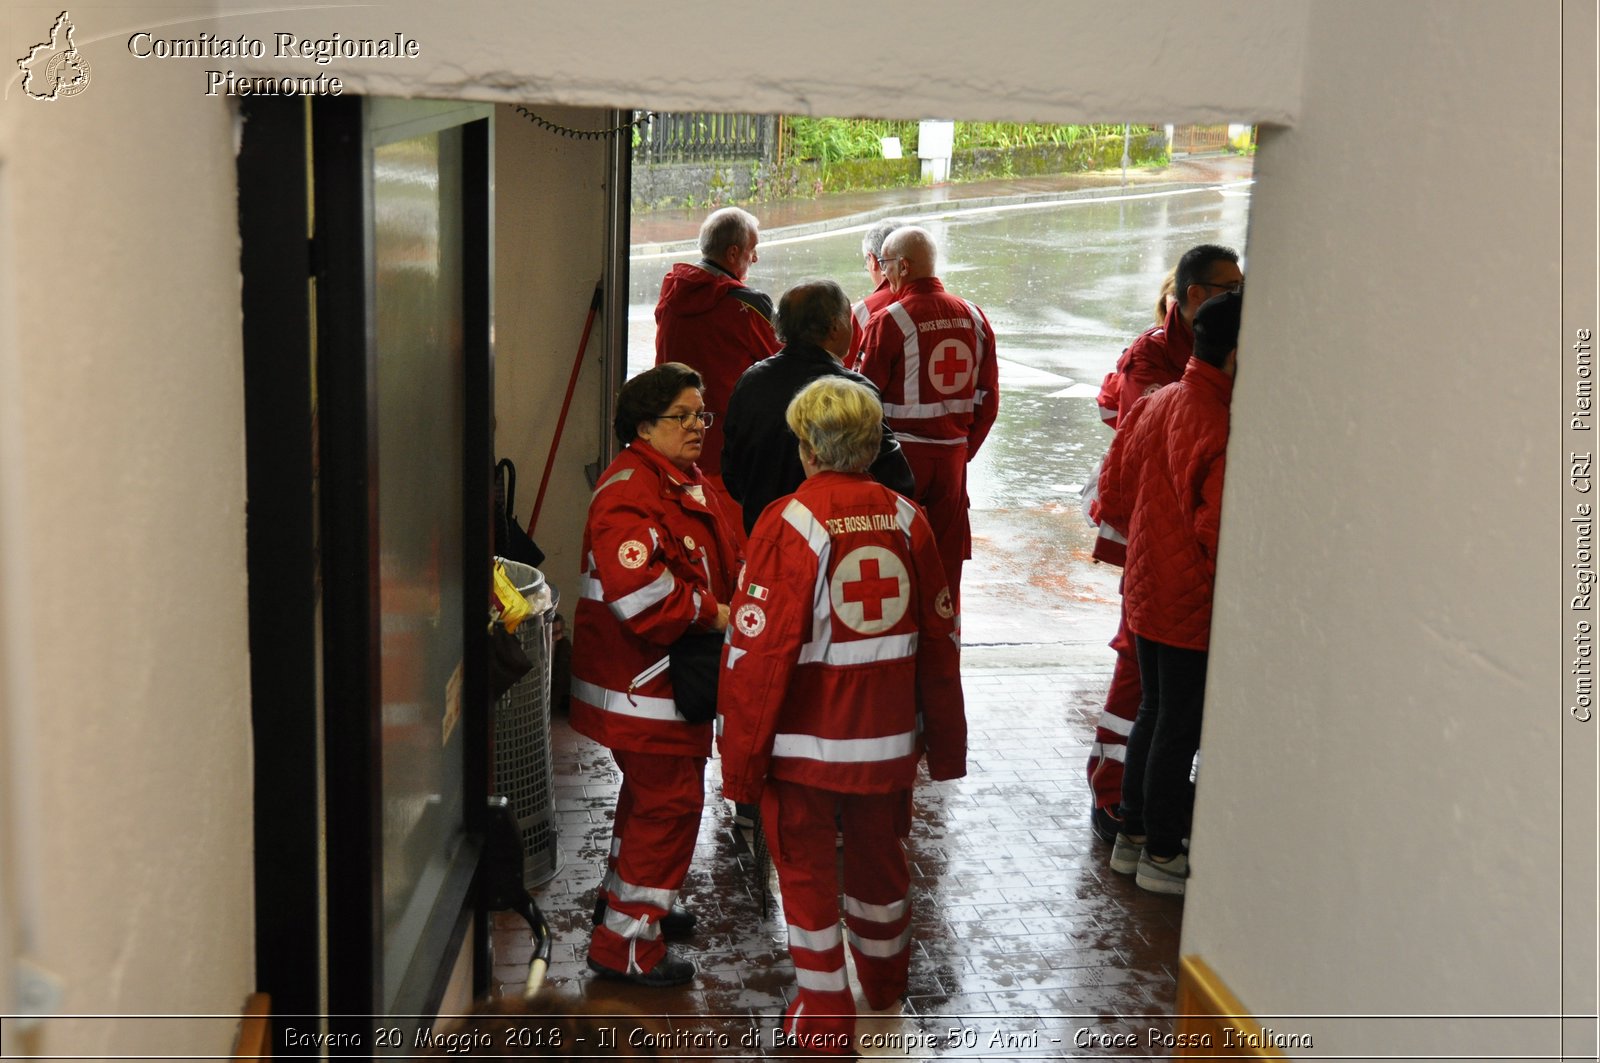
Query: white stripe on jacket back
771 728 919 764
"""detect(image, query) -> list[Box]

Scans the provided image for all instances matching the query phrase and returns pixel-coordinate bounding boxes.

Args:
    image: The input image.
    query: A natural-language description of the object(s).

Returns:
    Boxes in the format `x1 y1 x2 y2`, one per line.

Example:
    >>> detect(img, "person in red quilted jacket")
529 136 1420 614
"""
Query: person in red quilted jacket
1095 290 1241 896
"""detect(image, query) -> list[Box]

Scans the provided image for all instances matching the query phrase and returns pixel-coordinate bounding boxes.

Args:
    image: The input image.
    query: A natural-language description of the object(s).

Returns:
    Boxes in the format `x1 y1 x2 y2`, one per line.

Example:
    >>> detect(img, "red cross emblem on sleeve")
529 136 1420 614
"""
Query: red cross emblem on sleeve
830 546 910 635
618 540 648 569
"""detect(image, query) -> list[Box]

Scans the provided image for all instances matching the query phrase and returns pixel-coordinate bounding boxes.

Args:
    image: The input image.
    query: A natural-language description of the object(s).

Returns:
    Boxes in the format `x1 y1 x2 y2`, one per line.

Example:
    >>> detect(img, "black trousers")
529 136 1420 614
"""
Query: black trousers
1118 635 1207 860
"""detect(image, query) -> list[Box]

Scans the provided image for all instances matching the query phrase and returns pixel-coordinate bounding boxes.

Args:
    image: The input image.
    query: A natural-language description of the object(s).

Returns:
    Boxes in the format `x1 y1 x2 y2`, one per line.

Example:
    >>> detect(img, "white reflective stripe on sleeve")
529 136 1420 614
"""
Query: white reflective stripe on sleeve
795 966 850 993
581 574 604 602
609 567 676 621
592 468 635 498
962 299 988 368
771 728 919 764
788 923 843 952
886 302 920 404
1100 524 1128 545
845 894 910 923
572 679 681 722
852 300 870 330
894 496 918 539
847 924 913 957
974 388 992 406
883 397 977 419
798 631 917 667
725 645 747 669
1099 713 1135 737
892 432 967 446
1102 743 1126 762
782 498 830 558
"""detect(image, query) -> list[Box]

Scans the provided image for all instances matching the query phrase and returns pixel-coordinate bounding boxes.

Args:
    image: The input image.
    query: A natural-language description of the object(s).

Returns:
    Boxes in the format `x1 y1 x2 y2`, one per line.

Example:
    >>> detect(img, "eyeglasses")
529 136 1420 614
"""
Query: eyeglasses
1197 279 1244 294
876 255 901 269
654 410 714 429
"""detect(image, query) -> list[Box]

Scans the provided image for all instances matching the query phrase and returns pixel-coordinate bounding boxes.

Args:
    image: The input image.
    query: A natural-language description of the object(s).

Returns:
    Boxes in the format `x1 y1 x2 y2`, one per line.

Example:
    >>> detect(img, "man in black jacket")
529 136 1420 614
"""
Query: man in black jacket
723 279 915 534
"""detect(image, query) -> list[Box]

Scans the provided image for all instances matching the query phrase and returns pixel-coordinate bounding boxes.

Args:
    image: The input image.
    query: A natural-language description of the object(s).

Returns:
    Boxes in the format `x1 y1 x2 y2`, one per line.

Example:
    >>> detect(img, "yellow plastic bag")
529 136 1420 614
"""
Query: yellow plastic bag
492 562 532 633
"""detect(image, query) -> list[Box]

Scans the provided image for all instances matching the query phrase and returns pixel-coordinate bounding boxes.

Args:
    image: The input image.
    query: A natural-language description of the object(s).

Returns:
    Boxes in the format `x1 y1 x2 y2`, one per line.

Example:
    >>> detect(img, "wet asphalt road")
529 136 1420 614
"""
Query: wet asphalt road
629 182 1252 663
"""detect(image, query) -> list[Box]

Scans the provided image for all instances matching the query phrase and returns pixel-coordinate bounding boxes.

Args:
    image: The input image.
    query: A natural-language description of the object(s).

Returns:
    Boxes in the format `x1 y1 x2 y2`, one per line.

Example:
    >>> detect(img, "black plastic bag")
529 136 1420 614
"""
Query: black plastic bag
490 622 534 702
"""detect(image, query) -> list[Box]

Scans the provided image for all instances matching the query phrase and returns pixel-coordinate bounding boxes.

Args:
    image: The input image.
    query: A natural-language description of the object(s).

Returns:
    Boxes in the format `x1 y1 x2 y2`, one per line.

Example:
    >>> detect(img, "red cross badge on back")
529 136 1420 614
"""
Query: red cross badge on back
829 546 910 635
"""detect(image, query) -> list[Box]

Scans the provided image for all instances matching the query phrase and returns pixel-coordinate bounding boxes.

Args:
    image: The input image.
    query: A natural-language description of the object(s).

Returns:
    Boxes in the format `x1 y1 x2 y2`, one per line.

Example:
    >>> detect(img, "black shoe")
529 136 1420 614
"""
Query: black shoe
733 802 758 828
593 894 698 938
1090 805 1123 846
586 949 697 987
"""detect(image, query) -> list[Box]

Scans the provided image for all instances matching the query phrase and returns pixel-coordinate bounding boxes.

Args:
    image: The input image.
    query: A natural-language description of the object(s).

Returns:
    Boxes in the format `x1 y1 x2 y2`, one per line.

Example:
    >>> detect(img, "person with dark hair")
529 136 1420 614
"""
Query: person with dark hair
719 377 966 1054
855 225 1000 601
845 217 905 368
1083 244 1242 845
570 362 741 986
722 279 914 535
654 207 782 539
1096 291 1242 896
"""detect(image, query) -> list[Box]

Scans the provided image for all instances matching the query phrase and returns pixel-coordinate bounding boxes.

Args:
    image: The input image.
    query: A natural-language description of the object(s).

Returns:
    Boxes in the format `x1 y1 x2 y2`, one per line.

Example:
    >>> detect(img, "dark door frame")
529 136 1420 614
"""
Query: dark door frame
239 94 495 1052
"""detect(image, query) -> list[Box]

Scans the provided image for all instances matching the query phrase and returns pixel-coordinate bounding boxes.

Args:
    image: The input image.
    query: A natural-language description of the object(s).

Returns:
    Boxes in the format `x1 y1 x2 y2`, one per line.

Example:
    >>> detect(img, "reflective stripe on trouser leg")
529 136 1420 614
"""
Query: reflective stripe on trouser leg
763 780 855 1053
841 789 914 1009
1089 620 1141 809
587 750 706 975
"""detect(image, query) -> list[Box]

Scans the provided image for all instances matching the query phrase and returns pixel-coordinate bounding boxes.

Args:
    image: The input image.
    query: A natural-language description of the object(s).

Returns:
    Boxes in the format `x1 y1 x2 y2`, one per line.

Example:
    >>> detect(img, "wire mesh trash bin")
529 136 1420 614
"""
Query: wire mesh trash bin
494 558 561 887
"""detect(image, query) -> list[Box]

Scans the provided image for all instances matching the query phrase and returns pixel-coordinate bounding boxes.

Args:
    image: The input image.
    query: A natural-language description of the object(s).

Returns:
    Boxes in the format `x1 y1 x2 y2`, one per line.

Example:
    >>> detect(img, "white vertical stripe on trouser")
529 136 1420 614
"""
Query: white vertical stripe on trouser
608 567 676 621
1099 712 1135 737
772 728 919 764
886 302 920 404
847 924 913 958
795 965 850 993
845 895 910 923
788 922 844 952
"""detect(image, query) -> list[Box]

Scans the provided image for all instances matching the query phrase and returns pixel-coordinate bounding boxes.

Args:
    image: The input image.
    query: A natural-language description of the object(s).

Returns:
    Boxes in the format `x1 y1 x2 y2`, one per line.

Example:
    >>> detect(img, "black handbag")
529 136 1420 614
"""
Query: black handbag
668 629 726 724
494 459 546 567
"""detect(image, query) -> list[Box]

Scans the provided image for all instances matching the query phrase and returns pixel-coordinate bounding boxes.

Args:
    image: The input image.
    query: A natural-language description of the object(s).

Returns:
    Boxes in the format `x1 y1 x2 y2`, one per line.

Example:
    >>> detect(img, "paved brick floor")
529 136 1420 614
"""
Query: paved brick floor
490 660 1184 1060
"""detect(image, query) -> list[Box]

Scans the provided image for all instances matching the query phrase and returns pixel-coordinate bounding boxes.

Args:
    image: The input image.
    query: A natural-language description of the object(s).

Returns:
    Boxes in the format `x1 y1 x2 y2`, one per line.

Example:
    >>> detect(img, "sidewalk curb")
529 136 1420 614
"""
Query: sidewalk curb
630 179 1248 257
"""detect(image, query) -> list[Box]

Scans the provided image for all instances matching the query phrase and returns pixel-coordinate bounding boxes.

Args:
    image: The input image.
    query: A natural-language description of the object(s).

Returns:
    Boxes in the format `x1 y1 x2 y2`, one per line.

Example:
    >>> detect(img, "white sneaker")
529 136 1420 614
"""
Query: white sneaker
1109 833 1143 875
1135 851 1188 895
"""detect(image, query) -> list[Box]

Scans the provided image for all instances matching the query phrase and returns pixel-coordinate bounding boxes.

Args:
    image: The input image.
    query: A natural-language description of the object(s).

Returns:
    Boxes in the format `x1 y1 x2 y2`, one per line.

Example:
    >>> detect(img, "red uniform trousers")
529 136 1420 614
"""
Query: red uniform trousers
900 439 969 600
590 750 706 975
763 780 913 1055
1088 608 1141 811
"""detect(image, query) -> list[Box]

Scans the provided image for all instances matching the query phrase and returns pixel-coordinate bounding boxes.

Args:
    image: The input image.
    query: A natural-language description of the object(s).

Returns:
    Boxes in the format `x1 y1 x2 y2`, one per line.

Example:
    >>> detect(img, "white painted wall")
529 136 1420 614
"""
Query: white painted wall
493 104 613 624
1184 3 1570 1055
0 4 255 1059
0 0 1585 1057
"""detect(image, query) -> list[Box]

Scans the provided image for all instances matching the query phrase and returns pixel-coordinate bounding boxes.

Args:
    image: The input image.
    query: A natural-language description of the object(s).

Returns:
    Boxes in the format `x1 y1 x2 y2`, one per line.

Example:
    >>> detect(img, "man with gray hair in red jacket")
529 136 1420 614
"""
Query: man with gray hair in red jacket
1096 290 1241 897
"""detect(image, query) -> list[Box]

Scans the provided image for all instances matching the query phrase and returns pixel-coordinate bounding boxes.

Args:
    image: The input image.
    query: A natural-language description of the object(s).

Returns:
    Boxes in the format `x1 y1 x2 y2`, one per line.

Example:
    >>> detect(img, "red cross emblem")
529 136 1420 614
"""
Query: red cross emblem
617 540 648 569
830 546 909 635
927 338 974 396
736 603 766 636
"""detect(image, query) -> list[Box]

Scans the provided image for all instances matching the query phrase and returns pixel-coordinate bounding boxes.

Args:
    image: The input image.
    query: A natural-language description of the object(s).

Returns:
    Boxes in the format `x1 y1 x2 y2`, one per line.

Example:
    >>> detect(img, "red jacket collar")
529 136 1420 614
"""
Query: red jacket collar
898 276 946 297
625 440 706 491
1182 356 1234 406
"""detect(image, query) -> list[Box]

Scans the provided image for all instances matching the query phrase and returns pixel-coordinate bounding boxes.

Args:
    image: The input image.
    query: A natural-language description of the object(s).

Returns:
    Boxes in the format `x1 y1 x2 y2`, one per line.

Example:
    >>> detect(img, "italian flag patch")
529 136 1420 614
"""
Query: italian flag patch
746 583 769 601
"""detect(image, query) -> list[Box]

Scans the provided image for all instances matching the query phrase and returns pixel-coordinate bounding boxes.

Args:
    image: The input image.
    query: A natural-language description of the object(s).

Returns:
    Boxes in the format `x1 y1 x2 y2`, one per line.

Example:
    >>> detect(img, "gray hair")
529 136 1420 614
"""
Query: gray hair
775 280 851 346
698 207 760 259
861 218 904 260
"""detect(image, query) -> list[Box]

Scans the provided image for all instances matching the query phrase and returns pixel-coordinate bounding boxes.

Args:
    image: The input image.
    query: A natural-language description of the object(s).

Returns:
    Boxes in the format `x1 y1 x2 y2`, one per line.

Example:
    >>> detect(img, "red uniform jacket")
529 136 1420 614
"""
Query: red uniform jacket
717 472 966 799
654 261 780 477
848 279 896 372
856 277 999 455
1090 301 1196 565
570 443 741 756
1097 357 1233 651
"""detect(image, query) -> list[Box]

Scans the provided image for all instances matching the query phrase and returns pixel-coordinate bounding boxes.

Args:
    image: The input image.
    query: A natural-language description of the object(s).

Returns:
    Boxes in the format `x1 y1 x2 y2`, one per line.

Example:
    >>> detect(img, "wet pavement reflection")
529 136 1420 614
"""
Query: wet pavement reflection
493 173 1252 1058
